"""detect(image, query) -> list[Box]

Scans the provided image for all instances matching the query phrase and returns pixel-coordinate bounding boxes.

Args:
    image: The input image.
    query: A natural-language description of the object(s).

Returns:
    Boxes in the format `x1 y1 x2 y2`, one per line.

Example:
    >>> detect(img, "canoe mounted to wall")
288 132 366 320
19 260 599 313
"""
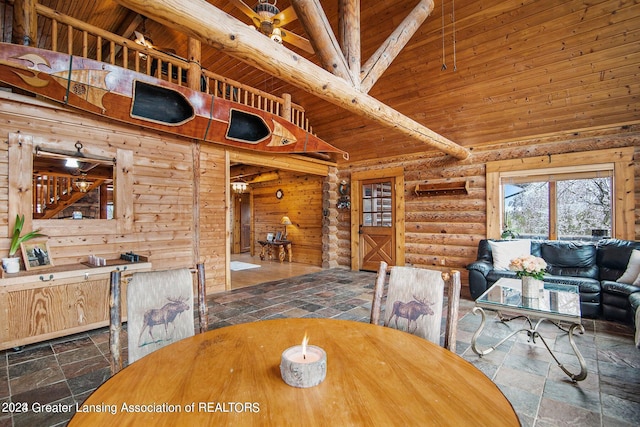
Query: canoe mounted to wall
0 43 348 159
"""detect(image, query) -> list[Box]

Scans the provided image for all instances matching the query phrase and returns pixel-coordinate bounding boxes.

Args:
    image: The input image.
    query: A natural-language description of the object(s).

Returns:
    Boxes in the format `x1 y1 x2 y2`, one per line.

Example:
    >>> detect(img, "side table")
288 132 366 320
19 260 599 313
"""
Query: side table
258 240 292 263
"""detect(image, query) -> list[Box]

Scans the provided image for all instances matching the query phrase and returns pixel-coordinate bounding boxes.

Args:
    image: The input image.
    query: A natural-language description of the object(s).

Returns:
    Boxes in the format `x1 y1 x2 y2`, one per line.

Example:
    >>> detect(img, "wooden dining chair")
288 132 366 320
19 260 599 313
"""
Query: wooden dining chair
370 261 461 352
109 263 207 374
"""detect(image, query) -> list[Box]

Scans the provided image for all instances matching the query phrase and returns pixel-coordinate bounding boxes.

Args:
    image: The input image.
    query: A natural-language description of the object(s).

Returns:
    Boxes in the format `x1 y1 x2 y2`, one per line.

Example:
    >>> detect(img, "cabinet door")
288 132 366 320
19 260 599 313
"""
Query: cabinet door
4 277 109 345
66 278 111 327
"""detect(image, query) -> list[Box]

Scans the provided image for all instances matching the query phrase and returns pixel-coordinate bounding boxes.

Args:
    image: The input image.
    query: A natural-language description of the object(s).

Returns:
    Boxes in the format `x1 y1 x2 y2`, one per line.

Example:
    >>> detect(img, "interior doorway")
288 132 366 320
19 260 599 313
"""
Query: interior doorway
227 152 332 290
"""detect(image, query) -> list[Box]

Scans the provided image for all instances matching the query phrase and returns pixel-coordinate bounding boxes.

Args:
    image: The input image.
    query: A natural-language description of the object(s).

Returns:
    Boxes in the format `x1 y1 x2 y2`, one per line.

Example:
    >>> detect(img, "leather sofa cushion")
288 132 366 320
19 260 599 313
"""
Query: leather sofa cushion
597 239 640 281
540 242 598 279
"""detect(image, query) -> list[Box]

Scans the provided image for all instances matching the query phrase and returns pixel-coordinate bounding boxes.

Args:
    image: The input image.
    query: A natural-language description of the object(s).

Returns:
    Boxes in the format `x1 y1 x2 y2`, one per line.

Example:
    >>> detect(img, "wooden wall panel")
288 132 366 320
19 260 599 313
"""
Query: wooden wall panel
0 92 226 294
198 144 227 293
340 125 640 298
251 173 323 266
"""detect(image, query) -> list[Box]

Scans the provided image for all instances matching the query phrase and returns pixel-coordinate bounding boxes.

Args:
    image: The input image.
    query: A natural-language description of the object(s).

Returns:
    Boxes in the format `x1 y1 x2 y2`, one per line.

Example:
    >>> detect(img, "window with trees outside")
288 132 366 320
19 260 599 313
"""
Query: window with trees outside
502 171 612 241
485 148 634 242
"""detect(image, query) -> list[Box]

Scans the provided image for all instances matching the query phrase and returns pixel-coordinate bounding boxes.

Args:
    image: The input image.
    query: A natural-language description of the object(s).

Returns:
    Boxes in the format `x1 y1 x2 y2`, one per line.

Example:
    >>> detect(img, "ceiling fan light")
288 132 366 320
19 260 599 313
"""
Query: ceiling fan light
270 28 283 44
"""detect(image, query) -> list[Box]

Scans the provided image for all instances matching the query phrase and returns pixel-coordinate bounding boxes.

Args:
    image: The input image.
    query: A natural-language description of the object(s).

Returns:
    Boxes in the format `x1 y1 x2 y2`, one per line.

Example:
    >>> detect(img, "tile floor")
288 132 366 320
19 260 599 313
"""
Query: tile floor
1 268 639 426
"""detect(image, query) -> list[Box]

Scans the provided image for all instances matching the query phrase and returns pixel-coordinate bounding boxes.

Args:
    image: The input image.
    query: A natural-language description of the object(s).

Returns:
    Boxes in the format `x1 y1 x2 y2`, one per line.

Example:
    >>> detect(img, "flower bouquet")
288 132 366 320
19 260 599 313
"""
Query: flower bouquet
508 254 547 280
509 255 547 299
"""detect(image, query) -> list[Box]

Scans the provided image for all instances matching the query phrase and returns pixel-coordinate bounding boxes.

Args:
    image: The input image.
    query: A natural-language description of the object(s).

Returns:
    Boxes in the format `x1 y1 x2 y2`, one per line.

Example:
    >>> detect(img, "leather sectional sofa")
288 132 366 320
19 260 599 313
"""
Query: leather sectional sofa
467 238 640 322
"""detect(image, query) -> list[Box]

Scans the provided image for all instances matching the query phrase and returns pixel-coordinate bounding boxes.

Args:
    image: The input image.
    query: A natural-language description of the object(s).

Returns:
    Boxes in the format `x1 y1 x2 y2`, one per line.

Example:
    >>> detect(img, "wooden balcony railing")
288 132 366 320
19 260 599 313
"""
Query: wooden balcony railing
34 4 313 134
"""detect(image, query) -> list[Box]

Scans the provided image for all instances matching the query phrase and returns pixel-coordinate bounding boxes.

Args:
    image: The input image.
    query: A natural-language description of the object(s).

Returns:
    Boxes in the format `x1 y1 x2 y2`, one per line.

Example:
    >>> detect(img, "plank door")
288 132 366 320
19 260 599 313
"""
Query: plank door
359 179 395 271
240 193 251 252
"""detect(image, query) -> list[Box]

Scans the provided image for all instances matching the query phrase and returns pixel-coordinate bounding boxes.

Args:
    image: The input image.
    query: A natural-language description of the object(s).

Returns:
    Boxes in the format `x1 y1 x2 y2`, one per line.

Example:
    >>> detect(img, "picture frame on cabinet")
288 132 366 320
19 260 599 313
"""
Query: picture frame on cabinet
21 239 54 270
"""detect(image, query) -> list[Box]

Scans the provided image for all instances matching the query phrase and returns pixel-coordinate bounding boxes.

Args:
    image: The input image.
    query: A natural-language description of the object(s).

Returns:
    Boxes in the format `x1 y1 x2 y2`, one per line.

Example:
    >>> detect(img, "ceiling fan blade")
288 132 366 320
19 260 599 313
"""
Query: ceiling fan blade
228 0 261 23
272 6 298 27
280 29 314 54
134 30 154 49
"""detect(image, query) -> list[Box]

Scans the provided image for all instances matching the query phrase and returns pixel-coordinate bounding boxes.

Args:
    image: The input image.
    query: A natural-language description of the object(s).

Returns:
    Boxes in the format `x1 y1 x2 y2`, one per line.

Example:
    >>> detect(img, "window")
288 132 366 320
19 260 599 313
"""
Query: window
8 133 134 236
33 153 115 220
362 181 393 227
502 171 612 241
486 148 634 241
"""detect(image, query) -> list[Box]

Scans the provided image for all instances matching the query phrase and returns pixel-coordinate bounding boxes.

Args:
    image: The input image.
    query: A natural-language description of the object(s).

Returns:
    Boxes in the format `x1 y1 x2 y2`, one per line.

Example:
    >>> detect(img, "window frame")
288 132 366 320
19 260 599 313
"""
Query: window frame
486 148 634 240
8 132 134 237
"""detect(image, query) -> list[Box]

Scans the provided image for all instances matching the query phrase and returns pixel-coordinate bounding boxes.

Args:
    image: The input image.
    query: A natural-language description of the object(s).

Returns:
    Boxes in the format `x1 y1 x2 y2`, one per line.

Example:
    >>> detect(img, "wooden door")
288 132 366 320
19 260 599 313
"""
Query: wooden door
359 179 395 271
240 193 251 252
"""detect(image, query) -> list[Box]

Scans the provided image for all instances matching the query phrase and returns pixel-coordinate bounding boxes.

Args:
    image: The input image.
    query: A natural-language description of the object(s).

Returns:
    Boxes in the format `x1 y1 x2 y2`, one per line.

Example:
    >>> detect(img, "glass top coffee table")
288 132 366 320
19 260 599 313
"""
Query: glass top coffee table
471 278 587 382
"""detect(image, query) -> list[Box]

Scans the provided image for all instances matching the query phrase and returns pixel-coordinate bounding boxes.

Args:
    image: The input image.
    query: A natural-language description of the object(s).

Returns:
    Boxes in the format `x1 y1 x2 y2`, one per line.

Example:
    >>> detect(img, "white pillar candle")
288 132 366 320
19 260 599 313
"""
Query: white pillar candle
280 345 327 388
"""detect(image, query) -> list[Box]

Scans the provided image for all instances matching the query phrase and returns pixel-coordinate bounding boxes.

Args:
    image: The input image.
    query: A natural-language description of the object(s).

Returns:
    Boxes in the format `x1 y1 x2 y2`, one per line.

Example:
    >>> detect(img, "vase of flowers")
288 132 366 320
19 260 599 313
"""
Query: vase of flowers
509 254 547 299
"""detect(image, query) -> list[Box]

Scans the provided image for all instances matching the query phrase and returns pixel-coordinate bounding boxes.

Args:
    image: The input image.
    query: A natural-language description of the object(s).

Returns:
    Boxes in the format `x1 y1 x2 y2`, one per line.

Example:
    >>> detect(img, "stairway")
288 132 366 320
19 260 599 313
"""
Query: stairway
33 173 105 219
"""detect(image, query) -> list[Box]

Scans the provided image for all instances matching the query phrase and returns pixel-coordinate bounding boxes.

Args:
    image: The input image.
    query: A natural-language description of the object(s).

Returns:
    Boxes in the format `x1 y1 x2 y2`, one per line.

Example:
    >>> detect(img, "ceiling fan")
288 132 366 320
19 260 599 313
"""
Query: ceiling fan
133 16 184 61
228 0 313 53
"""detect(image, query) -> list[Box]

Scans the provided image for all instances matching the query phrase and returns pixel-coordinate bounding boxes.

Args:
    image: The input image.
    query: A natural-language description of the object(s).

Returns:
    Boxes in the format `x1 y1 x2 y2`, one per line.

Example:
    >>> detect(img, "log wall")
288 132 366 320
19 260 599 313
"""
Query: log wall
338 125 640 298
0 92 227 293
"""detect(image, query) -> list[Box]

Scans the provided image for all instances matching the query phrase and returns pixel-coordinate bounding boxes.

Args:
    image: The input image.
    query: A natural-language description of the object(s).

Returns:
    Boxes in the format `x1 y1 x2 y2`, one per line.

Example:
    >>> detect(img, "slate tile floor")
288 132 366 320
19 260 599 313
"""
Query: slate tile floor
1 268 639 426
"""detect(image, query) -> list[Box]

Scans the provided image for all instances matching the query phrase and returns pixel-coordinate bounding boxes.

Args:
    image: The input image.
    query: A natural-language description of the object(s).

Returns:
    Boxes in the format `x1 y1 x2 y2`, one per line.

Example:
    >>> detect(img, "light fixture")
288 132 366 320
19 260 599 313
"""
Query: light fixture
36 142 115 166
281 215 292 239
253 0 283 44
75 174 91 193
65 158 79 168
270 27 283 44
231 181 248 193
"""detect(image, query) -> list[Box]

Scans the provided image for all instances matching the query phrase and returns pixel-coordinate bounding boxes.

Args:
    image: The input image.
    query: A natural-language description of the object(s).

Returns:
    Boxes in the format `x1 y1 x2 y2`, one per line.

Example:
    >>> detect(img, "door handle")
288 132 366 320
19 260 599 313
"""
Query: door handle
358 225 363 234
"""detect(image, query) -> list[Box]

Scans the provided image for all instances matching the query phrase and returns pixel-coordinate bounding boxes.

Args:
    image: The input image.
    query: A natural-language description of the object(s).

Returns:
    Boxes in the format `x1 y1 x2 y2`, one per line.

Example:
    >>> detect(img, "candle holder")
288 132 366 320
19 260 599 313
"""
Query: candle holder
280 345 327 388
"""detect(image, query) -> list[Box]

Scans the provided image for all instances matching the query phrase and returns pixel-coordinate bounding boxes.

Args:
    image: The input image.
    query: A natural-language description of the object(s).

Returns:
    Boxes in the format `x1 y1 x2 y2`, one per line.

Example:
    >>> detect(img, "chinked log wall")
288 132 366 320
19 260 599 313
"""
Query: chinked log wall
338 125 640 298
0 92 227 293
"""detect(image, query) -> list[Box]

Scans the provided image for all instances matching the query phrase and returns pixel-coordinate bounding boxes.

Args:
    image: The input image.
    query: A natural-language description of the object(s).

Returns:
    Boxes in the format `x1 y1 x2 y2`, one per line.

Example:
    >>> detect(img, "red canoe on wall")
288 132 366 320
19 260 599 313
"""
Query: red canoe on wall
0 43 348 159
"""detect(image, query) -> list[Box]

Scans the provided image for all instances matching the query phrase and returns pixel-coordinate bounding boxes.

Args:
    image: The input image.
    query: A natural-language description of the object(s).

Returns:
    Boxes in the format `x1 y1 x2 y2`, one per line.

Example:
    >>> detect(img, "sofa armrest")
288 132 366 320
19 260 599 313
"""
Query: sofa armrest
467 260 493 277
467 261 493 300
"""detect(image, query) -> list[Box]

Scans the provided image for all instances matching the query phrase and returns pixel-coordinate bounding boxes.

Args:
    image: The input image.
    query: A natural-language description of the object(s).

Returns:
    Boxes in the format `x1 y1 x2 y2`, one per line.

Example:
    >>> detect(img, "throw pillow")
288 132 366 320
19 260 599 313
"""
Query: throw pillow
617 249 640 284
489 240 531 271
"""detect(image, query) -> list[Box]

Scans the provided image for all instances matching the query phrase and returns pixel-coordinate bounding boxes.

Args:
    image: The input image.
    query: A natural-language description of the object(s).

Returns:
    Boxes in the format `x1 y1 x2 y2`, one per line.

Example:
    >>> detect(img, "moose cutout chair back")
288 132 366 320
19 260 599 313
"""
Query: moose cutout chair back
370 261 461 352
109 264 207 374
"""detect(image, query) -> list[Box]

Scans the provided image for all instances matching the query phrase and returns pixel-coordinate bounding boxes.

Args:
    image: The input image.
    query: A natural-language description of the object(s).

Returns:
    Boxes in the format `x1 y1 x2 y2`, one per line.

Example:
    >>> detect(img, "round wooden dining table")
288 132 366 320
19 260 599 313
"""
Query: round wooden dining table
69 318 519 426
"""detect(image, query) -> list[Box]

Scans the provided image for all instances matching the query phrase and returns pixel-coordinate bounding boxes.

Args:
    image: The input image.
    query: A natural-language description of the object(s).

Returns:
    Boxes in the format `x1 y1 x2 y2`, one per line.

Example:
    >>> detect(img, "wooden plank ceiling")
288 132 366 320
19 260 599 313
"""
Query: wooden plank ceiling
6 0 640 163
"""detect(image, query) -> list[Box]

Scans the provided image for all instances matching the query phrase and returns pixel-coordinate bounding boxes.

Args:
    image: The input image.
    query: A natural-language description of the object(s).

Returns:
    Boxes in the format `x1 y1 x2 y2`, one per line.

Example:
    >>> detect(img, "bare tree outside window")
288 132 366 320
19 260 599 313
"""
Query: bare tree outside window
503 176 612 241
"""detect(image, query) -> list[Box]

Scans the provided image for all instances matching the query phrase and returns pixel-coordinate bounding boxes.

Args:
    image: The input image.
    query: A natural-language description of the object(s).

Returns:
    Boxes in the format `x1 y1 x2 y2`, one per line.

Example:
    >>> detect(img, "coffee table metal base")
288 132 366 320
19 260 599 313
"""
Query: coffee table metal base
471 306 588 382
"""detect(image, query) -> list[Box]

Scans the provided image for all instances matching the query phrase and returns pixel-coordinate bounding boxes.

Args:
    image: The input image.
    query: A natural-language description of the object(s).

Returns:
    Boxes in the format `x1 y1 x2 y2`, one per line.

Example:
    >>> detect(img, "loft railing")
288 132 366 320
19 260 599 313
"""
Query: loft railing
33 4 313 134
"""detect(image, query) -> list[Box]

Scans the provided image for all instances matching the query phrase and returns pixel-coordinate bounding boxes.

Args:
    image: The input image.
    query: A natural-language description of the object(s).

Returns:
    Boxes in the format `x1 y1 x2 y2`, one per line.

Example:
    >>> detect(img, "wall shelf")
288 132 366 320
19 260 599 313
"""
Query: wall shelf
414 180 469 196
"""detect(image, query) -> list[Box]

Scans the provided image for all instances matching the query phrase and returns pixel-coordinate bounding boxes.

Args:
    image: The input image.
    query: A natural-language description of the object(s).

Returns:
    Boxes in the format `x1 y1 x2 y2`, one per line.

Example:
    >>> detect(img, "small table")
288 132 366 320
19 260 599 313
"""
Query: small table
258 240 292 262
471 278 587 382
69 318 519 426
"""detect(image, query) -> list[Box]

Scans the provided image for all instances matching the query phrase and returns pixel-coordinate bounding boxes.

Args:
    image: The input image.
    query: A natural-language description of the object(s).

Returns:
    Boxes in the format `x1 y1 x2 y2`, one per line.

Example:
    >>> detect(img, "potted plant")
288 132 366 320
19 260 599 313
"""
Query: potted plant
2 214 44 274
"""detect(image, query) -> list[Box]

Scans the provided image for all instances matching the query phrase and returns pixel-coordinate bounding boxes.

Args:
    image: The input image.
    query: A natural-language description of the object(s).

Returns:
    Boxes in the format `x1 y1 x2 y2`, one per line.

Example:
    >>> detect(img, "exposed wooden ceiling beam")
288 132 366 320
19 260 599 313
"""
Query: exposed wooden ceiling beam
339 0 361 91
290 0 353 85
361 0 434 93
116 0 470 160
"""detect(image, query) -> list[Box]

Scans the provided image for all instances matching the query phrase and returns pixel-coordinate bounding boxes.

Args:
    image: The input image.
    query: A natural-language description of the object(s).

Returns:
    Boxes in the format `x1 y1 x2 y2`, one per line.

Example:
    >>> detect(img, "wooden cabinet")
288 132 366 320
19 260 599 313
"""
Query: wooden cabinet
0 262 151 350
